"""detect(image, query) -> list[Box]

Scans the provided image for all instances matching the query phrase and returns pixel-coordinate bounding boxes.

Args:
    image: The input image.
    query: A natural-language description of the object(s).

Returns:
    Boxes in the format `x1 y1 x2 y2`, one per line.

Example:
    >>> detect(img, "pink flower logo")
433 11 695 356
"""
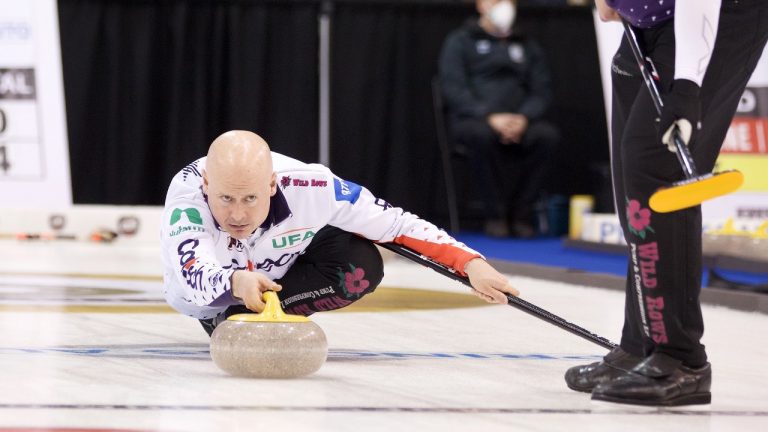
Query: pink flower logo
626 199 655 239
342 266 369 295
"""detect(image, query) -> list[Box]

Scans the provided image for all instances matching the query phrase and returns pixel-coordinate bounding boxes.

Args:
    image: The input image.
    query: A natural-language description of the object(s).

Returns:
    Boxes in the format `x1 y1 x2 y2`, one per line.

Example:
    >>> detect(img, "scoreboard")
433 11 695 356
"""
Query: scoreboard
0 0 71 207
0 68 41 178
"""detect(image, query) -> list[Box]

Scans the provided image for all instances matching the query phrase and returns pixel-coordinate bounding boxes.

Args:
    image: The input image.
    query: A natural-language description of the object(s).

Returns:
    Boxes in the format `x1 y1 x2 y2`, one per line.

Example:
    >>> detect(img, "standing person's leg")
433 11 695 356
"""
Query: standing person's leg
199 226 384 336
595 1 768 405
564 35 646 392
610 38 656 360
589 21 712 405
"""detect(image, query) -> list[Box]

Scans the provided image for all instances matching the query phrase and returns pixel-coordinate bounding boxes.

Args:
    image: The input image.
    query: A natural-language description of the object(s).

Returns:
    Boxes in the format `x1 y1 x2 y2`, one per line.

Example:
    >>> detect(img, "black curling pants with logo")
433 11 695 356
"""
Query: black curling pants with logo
200 226 384 336
610 0 768 367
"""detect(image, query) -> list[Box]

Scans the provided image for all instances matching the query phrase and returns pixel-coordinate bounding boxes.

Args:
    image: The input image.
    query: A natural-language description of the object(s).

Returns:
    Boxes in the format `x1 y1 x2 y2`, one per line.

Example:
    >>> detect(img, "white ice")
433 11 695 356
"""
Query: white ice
0 257 766 432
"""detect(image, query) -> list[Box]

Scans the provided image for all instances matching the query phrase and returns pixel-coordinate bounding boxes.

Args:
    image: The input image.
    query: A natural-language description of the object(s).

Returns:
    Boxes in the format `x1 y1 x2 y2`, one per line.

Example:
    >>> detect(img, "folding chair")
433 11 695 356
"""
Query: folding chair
431 76 460 233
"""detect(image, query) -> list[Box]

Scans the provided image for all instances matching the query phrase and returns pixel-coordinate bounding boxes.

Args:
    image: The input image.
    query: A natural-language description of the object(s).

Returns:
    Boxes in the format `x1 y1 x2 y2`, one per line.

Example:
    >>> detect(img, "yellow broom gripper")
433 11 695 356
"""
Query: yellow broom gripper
649 170 744 213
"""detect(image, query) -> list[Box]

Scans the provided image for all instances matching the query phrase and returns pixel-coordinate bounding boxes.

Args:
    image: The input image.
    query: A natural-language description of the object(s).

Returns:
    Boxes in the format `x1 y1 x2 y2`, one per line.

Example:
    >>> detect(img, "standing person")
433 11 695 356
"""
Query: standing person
161 130 519 335
438 0 559 238
565 0 768 406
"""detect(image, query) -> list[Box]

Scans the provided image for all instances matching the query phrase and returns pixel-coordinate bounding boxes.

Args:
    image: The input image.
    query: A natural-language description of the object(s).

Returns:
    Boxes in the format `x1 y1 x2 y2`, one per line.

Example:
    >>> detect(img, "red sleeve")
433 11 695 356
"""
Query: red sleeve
393 235 481 276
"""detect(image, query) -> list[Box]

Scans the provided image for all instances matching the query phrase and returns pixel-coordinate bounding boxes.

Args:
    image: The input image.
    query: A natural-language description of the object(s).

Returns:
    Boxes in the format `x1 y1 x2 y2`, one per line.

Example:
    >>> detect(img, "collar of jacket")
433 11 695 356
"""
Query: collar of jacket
259 186 292 230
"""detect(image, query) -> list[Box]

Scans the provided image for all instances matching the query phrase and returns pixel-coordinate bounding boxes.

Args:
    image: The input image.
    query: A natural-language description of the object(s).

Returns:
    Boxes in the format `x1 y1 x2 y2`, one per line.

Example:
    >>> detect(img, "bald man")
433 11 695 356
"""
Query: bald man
162 130 519 335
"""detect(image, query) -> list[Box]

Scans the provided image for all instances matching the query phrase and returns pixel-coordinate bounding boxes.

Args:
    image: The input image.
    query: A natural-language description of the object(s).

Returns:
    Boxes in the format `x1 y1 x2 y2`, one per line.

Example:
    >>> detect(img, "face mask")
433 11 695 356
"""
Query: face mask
488 0 515 36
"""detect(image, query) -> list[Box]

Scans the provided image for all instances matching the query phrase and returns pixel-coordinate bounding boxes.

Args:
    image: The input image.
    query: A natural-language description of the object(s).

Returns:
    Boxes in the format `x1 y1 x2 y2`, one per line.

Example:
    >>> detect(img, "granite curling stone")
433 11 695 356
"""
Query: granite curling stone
210 291 328 378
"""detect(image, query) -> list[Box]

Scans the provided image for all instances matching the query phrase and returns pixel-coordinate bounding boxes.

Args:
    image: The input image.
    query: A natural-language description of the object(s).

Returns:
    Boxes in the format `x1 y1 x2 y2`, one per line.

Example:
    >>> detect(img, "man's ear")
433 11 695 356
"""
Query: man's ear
202 169 209 195
269 172 277 196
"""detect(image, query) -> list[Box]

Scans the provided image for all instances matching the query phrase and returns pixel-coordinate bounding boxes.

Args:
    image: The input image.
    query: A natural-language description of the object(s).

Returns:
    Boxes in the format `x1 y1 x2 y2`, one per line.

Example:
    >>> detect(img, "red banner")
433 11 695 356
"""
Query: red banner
721 117 768 155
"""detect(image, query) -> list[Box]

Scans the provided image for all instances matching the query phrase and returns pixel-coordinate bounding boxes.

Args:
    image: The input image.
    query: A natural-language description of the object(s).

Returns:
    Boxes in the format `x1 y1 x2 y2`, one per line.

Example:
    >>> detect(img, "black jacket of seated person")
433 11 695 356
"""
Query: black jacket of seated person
438 19 559 237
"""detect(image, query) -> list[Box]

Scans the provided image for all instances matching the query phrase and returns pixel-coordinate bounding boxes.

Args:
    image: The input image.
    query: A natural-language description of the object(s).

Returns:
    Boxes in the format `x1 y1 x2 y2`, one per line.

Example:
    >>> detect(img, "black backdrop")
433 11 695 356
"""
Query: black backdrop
59 0 320 204
58 0 609 225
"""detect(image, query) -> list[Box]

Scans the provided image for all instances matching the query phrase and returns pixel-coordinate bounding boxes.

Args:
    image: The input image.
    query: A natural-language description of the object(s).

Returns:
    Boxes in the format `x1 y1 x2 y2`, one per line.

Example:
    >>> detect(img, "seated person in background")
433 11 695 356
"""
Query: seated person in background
161 130 519 334
439 0 559 238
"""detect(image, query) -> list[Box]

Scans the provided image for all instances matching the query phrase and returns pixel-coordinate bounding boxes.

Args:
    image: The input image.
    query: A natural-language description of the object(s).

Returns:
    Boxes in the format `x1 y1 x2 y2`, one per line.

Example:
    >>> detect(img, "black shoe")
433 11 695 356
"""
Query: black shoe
591 352 712 406
564 347 642 393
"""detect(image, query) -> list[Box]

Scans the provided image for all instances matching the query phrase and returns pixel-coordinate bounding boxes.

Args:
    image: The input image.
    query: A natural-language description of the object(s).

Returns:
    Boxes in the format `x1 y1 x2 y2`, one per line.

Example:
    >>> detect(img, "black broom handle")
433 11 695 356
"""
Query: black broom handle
379 242 617 350
621 20 698 179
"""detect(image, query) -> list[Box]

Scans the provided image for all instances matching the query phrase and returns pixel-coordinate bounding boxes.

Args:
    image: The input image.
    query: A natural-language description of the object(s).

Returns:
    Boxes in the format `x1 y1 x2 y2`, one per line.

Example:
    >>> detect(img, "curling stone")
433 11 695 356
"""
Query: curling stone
210 291 327 378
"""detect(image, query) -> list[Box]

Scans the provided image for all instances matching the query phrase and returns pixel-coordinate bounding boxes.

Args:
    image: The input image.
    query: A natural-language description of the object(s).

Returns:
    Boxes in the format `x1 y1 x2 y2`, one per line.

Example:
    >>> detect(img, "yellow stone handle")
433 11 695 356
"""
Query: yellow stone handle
227 290 310 323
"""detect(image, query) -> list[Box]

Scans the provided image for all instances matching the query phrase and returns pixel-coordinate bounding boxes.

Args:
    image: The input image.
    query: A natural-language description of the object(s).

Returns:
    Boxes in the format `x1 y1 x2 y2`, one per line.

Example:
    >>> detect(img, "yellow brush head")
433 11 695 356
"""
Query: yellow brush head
649 170 744 213
227 291 309 323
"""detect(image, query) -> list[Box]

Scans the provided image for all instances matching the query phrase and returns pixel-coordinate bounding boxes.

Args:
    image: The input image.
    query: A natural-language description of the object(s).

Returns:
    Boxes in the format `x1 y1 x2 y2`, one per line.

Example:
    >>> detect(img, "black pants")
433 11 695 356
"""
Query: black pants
611 0 768 366
200 226 384 336
450 118 558 222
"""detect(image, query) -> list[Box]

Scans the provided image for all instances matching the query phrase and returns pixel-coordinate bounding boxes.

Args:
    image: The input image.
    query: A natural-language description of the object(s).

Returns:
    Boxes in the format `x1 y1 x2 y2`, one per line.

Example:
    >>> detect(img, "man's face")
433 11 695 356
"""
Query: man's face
203 166 276 239
477 0 515 36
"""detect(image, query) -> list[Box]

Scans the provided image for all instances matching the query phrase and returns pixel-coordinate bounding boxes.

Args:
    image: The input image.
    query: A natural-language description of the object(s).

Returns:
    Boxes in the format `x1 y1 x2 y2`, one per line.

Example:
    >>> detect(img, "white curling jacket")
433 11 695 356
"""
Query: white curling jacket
161 152 482 319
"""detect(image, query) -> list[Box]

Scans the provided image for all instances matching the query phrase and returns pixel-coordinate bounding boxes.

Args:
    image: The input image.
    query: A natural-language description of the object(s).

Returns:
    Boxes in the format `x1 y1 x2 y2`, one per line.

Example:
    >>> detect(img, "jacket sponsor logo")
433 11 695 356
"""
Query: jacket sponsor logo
476 40 491 55
169 225 205 237
170 208 203 225
272 229 315 249
227 236 245 252
280 175 328 188
333 178 362 204
508 43 524 63
374 198 392 211
169 208 205 237
177 238 205 291
177 238 239 293
255 251 301 272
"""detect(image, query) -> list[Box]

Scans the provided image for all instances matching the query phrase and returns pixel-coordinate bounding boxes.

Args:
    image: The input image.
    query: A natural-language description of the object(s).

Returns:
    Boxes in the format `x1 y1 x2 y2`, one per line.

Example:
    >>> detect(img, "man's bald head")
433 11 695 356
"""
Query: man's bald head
206 130 272 181
203 131 277 239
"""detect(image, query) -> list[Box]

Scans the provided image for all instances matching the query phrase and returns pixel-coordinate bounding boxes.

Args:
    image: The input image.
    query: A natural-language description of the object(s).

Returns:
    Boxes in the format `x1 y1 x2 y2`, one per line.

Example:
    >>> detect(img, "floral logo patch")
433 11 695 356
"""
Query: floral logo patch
338 264 370 298
626 198 655 239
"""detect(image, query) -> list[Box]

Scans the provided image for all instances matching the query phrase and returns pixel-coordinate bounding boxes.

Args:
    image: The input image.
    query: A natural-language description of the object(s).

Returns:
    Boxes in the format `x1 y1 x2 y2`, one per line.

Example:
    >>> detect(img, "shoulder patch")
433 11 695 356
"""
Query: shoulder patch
333 178 362 204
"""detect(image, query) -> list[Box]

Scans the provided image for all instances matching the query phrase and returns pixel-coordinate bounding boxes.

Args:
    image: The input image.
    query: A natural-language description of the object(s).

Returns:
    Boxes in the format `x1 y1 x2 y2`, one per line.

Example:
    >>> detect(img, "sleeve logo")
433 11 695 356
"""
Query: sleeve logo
333 178 362 204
